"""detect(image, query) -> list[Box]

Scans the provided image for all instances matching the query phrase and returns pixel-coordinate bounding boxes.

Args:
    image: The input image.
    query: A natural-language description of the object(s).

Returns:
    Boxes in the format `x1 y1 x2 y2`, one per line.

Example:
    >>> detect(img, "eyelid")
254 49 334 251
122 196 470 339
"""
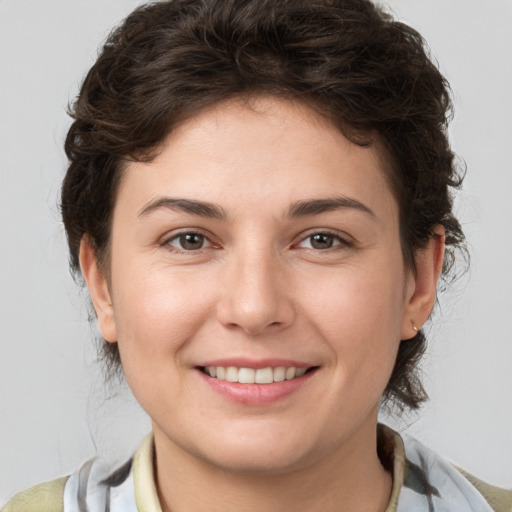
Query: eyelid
293 229 354 250
158 227 353 252
160 228 218 252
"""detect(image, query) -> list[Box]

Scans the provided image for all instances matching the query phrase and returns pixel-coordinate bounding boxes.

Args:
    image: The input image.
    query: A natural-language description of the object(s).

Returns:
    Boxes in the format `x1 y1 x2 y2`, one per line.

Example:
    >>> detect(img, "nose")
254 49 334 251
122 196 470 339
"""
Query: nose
216 248 295 336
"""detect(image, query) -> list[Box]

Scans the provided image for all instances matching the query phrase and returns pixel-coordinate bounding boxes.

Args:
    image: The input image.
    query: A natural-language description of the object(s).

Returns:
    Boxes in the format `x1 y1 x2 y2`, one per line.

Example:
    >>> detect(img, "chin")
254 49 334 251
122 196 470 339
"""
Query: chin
201 443 313 475
185 423 322 475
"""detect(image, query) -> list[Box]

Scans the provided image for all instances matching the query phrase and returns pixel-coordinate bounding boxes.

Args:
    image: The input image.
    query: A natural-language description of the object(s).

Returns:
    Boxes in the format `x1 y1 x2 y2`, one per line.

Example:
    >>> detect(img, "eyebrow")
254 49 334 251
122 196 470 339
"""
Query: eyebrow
138 195 375 221
287 197 375 218
138 198 227 219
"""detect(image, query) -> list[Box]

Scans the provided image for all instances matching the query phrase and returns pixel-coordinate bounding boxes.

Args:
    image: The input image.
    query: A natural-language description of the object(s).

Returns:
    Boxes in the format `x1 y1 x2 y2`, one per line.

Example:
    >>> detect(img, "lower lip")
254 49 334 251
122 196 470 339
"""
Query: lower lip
198 369 317 406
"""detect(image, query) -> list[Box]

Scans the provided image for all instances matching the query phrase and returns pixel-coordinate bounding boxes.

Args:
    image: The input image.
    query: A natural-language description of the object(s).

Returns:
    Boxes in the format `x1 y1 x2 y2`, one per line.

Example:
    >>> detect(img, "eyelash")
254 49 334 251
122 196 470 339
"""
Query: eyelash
294 230 353 252
161 229 353 254
163 231 214 253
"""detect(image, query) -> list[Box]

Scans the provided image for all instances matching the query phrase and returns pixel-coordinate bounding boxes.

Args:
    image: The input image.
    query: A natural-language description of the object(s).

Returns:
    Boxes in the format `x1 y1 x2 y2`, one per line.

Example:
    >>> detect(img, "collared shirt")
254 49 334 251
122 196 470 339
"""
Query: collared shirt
4 426 510 512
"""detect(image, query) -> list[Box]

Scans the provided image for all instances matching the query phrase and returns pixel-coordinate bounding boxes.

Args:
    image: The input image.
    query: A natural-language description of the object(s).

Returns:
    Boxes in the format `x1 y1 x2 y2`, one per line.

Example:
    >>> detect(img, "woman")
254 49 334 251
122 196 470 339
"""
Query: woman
2 0 510 511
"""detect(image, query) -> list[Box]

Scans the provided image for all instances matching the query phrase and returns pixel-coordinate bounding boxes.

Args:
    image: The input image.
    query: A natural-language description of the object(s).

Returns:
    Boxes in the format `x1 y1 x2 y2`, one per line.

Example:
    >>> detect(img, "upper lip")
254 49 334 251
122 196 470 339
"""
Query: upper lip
196 358 316 369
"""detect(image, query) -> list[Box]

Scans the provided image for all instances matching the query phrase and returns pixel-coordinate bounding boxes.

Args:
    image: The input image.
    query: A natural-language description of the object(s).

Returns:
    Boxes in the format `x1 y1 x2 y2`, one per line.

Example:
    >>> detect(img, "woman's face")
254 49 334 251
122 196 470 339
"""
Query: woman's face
84 97 431 473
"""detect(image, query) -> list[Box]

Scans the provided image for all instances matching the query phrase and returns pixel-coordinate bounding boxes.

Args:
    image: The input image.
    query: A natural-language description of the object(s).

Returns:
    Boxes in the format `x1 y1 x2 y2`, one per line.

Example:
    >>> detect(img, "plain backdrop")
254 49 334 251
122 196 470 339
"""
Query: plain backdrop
1 0 511 504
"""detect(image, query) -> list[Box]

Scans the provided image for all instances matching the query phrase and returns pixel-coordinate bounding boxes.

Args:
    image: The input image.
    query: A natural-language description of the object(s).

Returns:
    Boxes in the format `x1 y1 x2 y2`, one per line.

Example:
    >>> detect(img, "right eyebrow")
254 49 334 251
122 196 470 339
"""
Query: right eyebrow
286 196 376 219
137 197 227 220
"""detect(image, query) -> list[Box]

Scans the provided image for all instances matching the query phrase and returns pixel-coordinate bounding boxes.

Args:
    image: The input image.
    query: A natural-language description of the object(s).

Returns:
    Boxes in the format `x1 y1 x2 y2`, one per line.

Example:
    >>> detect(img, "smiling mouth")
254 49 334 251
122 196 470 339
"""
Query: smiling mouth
198 366 318 384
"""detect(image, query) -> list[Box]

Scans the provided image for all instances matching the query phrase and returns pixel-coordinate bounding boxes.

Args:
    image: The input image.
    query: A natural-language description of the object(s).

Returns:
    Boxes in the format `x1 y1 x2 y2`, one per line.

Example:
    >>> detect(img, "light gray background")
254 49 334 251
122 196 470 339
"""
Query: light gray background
1 0 511 503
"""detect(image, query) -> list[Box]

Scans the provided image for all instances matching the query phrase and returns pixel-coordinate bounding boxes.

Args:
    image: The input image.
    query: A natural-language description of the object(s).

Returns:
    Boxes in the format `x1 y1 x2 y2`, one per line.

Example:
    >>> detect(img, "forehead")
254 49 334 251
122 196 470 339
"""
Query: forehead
117 97 398 221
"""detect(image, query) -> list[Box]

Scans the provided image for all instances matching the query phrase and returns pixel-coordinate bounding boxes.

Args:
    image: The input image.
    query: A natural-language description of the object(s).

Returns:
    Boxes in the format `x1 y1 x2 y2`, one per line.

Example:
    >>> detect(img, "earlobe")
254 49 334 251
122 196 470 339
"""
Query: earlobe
401 226 445 339
79 237 118 343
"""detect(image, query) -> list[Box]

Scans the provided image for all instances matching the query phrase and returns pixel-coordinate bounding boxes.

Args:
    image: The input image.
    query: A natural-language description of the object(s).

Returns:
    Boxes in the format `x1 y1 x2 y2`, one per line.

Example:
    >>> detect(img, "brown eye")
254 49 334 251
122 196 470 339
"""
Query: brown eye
169 232 209 251
296 232 350 251
309 233 335 249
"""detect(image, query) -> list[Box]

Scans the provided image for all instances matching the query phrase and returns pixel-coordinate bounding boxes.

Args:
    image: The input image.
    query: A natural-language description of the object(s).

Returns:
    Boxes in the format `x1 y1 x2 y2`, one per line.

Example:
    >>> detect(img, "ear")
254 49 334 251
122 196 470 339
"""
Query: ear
401 226 445 339
79 237 118 343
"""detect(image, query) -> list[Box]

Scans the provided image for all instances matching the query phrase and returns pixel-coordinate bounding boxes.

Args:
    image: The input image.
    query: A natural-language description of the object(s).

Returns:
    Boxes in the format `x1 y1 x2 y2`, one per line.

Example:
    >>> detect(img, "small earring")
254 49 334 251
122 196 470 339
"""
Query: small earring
412 321 419 333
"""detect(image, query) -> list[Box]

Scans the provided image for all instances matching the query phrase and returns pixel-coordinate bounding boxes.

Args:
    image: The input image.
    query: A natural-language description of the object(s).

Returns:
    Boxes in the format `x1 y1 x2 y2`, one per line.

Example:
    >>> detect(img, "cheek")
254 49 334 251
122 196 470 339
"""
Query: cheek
110 270 215 417
304 261 405 382
111 264 214 369
307 260 405 333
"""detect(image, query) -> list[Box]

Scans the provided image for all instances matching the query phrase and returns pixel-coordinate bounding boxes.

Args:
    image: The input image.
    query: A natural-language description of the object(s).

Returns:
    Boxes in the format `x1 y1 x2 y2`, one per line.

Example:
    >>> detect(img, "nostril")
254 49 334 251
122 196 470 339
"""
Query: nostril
216 284 295 335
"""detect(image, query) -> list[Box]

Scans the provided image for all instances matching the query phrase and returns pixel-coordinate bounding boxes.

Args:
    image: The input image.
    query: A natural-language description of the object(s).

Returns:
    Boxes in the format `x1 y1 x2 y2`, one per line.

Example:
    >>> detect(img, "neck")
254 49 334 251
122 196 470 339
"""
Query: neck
152 422 392 512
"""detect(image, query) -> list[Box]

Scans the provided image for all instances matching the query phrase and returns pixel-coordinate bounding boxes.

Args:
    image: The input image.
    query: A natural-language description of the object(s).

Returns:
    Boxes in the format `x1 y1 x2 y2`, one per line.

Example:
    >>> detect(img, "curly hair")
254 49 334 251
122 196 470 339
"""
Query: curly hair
62 0 466 410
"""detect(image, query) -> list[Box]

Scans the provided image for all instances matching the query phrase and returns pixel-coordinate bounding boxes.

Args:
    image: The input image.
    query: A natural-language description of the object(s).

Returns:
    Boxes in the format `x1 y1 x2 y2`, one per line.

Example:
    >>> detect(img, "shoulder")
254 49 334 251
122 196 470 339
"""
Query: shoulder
456 467 512 512
2 436 152 512
1 476 68 512
2 456 135 512
379 424 512 512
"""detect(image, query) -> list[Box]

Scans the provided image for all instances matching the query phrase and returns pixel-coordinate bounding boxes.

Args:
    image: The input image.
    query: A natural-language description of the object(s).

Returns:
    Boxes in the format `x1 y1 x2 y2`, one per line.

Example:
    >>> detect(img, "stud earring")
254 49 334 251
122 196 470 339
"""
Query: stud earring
412 321 419 333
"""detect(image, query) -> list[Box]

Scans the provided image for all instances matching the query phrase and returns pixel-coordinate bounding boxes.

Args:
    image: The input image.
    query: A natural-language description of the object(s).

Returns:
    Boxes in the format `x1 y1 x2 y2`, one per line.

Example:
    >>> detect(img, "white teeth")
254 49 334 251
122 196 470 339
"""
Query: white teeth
238 367 255 384
255 367 273 384
203 365 311 384
273 366 285 382
285 367 296 380
226 366 238 382
295 367 307 377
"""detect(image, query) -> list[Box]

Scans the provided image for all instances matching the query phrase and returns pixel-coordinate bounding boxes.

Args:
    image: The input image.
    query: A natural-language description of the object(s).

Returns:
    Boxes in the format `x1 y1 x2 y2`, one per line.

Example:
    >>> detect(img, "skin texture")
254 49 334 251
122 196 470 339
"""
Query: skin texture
80 97 444 512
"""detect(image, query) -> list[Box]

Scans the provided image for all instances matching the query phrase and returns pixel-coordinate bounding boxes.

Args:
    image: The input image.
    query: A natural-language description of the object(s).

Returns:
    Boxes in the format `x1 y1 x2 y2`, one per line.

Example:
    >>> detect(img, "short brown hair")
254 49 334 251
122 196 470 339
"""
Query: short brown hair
62 0 466 410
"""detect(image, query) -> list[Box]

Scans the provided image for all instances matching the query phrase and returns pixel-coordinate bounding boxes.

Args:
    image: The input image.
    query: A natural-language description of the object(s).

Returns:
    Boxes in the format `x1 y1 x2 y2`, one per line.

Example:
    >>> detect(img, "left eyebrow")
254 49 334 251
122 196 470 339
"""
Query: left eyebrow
287 197 376 218
138 197 227 220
